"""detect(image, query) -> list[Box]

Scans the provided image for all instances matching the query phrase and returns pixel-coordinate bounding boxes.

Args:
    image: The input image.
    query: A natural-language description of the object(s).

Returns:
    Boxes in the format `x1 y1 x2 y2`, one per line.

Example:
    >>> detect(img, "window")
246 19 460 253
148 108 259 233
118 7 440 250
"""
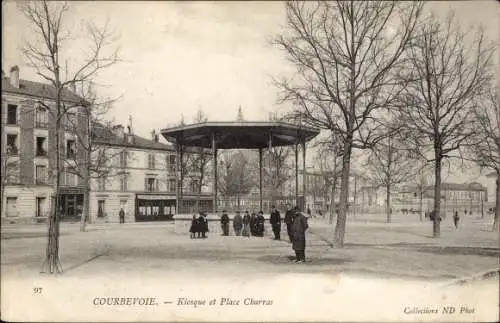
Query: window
145 177 158 192
7 104 17 125
190 179 199 193
167 154 176 172
36 137 47 156
148 154 155 169
65 168 77 186
35 106 49 128
5 161 19 184
36 165 47 184
168 178 176 192
65 112 76 130
97 200 106 218
120 174 128 191
119 150 128 168
6 134 18 155
98 174 107 191
66 139 76 158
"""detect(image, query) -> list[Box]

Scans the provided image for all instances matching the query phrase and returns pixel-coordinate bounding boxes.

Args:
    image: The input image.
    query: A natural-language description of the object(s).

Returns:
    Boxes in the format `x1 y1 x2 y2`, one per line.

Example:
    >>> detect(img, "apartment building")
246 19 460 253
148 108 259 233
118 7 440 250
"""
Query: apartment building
1 66 88 221
90 125 213 222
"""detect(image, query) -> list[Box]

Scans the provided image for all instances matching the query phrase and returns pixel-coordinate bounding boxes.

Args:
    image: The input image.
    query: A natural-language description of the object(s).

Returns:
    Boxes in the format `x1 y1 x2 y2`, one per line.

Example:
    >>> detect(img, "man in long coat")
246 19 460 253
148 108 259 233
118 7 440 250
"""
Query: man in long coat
233 211 243 236
242 211 251 237
220 211 230 236
292 208 309 263
284 205 294 243
269 205 281 240
256 211 265 237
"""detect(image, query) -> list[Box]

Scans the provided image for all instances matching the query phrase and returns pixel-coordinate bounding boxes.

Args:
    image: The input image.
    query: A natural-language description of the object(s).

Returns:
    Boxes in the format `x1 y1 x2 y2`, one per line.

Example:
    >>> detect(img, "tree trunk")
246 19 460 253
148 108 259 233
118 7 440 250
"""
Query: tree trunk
419 190 423 222
333 142 352 248
329 152 338 225
433 155 442 238
493 172 499 232
80 187 90 232
44 106 62 273
386 184 391 223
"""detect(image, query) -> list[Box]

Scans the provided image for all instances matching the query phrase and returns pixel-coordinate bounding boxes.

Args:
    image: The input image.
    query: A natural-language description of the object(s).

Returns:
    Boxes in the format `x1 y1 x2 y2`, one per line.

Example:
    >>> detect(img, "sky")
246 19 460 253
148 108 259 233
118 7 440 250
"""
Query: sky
2 0 499 183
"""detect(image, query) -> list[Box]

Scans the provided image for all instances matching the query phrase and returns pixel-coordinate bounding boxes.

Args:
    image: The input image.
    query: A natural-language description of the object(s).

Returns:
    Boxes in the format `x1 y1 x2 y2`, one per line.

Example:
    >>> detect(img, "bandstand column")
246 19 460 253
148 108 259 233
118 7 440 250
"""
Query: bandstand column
259 148 263 212
302 138 306 212
212 132 218 214
295 142 299 208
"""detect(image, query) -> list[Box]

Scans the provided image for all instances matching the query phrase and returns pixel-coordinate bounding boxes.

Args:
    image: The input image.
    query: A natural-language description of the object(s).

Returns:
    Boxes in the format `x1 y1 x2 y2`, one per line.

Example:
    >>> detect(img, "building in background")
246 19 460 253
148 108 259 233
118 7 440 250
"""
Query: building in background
90 125 213 223
1 66 87 222
392 182 488 215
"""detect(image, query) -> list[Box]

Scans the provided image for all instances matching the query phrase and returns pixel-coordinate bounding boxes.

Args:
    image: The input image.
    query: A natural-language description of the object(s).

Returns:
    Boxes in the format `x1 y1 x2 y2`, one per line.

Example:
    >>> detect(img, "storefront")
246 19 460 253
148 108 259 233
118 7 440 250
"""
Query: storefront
135 194 176 222
58 187 85 222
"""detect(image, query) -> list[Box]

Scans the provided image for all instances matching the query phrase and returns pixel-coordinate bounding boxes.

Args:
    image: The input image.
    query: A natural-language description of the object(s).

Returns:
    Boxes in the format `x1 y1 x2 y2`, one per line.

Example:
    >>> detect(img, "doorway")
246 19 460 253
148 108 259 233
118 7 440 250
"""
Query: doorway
6 197 17 217
36 197 46 217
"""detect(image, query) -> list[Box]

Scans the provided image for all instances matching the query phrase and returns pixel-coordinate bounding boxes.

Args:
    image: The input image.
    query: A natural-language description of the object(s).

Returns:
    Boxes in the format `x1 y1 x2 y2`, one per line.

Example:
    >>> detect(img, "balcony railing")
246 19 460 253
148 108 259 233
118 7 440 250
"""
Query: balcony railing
36 149 48 157
7 146 19 155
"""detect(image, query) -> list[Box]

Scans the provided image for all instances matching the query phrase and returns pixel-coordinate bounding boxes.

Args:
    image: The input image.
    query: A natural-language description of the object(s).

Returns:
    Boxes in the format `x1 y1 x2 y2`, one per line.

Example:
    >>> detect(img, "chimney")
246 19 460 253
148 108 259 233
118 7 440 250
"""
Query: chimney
151 129 158 141
10 66 19 88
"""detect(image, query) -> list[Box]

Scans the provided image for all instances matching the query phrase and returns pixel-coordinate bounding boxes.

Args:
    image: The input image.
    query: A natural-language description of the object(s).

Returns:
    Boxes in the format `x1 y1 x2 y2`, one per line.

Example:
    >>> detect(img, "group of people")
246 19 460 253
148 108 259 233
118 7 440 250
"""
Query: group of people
221 210 266 237
189 212 209 238
189 205 309 263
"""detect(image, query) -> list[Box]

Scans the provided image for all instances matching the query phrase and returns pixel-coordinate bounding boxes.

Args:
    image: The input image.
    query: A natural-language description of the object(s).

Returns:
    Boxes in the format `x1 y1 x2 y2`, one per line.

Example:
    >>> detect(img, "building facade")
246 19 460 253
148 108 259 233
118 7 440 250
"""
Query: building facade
90 126 213 223
1 66 88 222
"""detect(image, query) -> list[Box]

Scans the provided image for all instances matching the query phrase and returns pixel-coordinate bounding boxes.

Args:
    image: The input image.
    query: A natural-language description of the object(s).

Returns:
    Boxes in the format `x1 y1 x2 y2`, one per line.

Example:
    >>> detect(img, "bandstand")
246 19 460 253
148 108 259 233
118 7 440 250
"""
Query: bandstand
160 121 320 214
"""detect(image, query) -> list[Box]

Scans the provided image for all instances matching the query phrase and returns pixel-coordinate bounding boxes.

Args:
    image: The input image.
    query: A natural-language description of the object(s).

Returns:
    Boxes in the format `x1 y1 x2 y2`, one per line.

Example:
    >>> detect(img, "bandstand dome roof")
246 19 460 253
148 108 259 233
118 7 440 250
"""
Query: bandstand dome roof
160 121 320 149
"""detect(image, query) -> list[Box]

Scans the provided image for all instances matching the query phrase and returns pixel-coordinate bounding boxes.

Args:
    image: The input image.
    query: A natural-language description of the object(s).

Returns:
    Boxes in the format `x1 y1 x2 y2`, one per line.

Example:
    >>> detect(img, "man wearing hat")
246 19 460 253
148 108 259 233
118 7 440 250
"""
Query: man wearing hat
270 205 281 240
292 207 309 263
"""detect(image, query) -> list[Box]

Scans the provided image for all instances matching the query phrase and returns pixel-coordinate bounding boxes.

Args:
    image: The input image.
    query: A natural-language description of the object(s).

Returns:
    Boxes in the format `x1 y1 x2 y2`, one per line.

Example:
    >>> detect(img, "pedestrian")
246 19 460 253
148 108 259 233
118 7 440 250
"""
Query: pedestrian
221 211 230 236
189 214 197 239
233 211 243 236
270 205 281 240
284 205 294 243
242 211 251 237
119 208 125 224
292 207 309 263
453 211 460 229
200 212 209 238
250 212 257 236
307 207 311 218
255 211 265 237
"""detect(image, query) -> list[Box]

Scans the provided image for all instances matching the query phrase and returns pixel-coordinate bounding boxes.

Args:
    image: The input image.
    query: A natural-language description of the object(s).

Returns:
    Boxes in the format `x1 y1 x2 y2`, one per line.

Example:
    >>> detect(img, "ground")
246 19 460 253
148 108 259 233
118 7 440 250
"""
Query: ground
1 212 499 322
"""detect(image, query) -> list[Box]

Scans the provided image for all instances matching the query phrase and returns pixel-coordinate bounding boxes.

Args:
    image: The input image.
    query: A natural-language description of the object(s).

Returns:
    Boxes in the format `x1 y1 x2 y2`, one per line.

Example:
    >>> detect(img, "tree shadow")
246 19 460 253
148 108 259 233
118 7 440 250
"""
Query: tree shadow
416 246 500 257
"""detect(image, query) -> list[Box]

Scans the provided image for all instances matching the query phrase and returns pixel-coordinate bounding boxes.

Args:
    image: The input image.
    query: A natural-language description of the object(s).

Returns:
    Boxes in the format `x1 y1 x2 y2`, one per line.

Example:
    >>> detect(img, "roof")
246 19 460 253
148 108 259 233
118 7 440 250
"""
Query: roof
92 124 174 152
2 76 84 104
161 121 320 149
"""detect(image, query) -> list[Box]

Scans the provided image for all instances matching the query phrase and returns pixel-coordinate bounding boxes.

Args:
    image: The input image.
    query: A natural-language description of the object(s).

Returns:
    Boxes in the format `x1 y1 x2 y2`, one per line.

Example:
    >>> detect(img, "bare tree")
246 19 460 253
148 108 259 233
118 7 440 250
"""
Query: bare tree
364 132 415 223
413 161 432 221
273 1 423 247
218 151 255 210
19 0 119 273
314 135 343 224
469 85 500 231
189 109 211 211
396 13 495 237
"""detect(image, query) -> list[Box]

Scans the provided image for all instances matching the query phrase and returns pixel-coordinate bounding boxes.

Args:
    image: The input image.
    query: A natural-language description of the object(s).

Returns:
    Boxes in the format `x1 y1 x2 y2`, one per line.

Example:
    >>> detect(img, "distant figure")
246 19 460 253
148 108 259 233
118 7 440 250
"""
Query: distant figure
284 205 294 243
221 211 230 236
199 212 208 238
233 211 243 236
453 211 460 229
189 214 197 239
256 211 265 237
250 212 257 236
270 205 281 240
119 208 125 224
292 207 309 263
307 207 311 218
242 211 251 237
464 209 467 215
